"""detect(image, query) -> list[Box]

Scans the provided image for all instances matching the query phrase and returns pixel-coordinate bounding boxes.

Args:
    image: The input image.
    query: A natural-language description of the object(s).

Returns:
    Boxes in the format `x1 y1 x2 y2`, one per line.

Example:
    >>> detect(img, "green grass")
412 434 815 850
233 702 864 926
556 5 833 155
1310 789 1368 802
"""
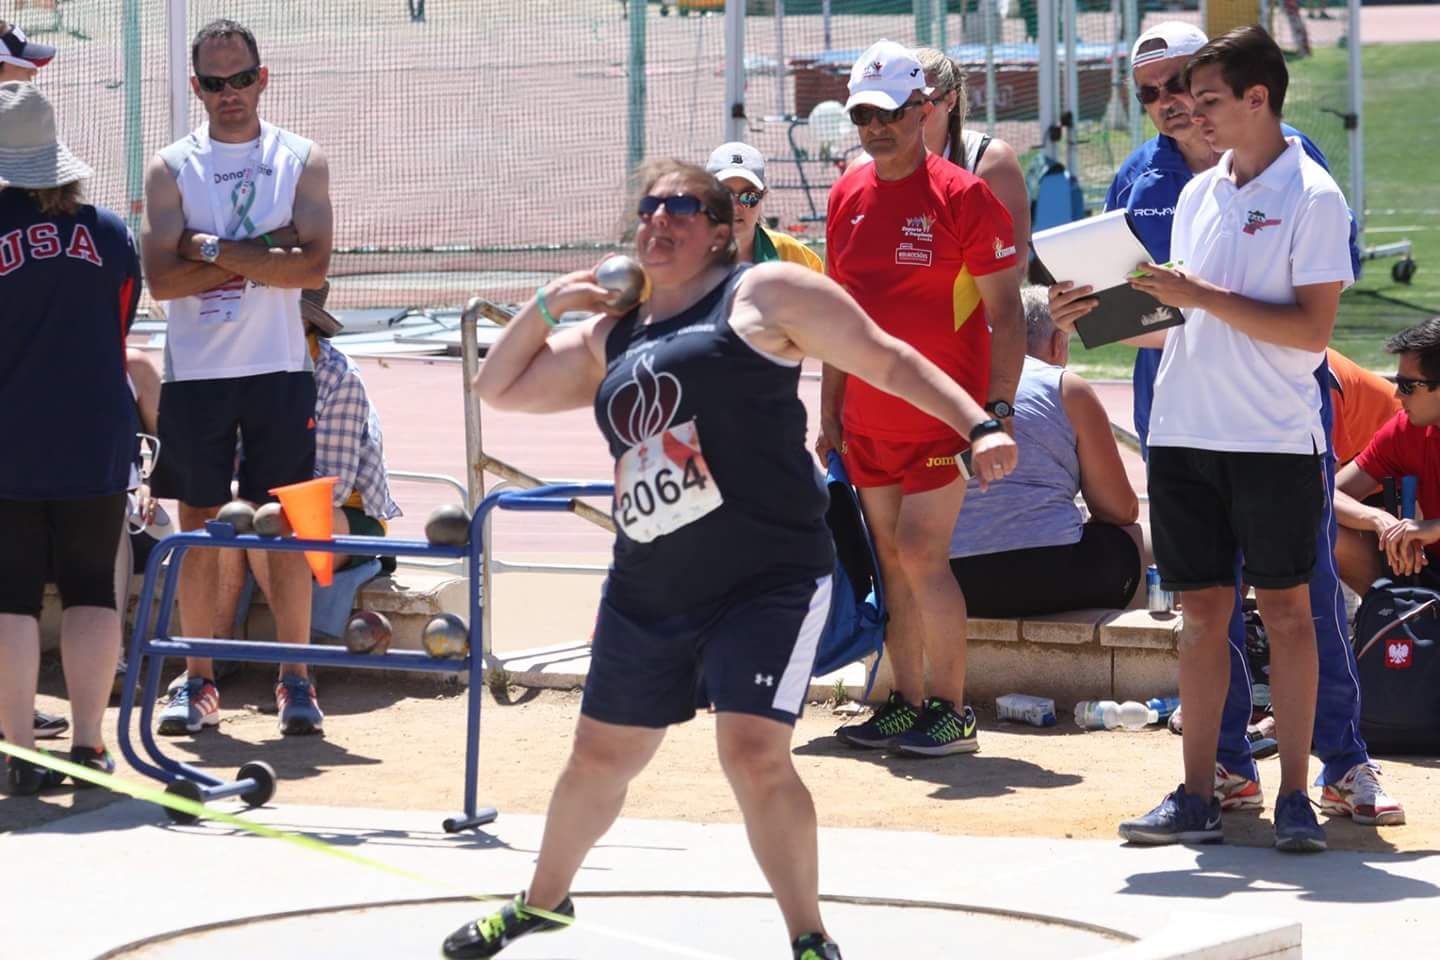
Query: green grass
1069 42 1440 381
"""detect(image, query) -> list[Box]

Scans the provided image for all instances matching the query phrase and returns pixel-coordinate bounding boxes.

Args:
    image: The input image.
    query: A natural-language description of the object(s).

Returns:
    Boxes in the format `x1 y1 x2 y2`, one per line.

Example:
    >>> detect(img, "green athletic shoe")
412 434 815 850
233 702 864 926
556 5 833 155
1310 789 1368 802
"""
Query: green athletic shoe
793 932 843 959
441 892 574 958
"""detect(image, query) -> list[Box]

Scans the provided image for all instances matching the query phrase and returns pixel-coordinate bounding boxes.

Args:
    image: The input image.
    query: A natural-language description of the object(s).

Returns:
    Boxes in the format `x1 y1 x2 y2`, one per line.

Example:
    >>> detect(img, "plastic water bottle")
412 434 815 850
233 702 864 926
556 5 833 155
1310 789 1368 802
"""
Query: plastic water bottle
1145 696 1181 723
1074 700 1120 730
1074 700 1159 731
1116 701 1159 731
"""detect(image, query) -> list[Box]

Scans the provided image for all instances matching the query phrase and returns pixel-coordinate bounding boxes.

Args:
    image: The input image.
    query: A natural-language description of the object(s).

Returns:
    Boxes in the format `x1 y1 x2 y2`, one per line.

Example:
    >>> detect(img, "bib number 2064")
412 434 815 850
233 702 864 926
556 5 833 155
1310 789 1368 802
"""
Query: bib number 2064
614 420 723 543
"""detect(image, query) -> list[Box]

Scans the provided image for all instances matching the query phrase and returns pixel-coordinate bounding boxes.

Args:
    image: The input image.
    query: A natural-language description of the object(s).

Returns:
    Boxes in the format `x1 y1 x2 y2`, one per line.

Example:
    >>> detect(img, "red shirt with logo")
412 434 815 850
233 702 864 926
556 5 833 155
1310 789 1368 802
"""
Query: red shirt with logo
826 152 1016 441
1355 409 1440 559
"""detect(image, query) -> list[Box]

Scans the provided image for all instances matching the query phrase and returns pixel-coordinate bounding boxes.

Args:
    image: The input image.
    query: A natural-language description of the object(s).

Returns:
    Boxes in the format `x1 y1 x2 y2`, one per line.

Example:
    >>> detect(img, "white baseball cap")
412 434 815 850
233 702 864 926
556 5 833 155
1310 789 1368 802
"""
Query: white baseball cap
705 141 766 191
845 40 930 112
1131 21 1208 70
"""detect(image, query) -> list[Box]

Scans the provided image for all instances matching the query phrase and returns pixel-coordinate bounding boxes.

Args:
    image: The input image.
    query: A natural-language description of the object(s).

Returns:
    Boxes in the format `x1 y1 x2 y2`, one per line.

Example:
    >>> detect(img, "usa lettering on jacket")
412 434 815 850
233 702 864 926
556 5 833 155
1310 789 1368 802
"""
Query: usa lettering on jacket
0 222 104 276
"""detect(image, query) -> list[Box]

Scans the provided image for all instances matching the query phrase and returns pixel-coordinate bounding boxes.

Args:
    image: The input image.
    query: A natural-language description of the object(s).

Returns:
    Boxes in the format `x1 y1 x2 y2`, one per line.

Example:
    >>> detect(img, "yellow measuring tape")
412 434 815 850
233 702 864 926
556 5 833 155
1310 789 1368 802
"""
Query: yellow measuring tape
0 740 734 960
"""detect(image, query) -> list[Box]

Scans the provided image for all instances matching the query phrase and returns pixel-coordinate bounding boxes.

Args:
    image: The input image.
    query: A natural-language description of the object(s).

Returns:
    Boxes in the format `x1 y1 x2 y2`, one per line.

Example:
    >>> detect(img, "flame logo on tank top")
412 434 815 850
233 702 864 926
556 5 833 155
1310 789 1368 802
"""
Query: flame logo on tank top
607 352 682 447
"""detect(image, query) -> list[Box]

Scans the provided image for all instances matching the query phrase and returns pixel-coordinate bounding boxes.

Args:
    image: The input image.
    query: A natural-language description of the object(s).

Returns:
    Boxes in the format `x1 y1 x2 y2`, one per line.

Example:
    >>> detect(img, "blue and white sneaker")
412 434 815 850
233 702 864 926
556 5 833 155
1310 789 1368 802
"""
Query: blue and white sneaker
1119 785 1223 845
276 676 324 736
157 677 220 736
1274 789 1327 853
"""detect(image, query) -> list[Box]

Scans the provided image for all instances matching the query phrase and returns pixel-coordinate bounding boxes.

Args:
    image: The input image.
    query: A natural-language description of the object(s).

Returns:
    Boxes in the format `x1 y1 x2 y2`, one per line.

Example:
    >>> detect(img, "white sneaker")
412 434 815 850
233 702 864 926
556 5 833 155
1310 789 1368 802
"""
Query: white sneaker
1321 762 1406 826
1214 763 1263 811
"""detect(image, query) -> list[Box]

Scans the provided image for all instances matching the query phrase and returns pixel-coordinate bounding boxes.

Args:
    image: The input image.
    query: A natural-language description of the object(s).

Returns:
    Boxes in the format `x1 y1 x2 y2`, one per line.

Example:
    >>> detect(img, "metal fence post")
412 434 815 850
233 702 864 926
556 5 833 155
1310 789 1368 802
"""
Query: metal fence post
460 304 493 658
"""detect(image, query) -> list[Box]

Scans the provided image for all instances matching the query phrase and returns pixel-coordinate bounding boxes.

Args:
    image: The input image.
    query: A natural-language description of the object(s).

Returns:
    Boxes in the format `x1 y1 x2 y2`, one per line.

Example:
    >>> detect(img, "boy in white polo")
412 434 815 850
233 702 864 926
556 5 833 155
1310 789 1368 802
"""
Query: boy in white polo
1117 26 1352 852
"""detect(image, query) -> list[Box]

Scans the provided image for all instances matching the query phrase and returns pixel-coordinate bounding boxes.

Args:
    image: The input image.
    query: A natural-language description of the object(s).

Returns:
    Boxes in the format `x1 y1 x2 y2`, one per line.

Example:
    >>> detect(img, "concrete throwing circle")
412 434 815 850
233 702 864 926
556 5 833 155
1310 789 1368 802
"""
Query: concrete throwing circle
102 892 1133 958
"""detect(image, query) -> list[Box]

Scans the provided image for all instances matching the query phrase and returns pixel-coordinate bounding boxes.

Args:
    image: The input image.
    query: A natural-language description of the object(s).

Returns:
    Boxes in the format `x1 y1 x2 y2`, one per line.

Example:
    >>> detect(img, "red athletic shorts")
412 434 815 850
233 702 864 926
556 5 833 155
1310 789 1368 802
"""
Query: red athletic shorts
840 431 968 494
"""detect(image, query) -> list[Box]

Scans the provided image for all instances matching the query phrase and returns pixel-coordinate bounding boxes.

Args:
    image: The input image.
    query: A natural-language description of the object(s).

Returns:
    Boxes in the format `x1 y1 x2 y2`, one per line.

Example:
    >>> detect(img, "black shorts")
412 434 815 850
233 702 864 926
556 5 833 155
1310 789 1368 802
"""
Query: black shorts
153 372 316 507
582 575 833 728
1149 446 1324 592
0 494 128 616
950 522 1141 618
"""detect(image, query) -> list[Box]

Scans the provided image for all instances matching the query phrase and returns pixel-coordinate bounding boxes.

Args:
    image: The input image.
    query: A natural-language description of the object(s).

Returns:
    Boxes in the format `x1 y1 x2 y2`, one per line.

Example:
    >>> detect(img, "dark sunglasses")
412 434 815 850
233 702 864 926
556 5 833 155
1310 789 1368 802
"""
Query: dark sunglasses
1394 375 1440 396
1135 73 1186 105
848 100 922 127
638 193 722 223
731 190 764 208
196 66 261 94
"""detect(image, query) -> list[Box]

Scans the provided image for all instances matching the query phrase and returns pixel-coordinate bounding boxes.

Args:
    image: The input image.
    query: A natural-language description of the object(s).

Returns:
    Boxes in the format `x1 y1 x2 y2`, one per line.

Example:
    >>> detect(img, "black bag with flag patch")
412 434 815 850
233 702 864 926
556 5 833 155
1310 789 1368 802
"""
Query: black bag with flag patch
1352 577 1440 753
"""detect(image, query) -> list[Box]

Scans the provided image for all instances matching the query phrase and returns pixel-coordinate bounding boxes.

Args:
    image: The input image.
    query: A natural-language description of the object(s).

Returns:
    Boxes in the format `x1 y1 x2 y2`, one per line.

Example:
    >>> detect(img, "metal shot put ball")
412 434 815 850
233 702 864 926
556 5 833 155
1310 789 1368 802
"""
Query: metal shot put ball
595 255 651 311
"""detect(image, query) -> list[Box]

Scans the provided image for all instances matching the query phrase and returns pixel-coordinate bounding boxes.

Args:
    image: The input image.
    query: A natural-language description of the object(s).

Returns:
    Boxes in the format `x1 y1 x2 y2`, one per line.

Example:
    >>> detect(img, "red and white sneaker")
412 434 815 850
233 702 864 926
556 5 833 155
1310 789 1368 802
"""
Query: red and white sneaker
1321 762 1406 826
1214 763 1263 811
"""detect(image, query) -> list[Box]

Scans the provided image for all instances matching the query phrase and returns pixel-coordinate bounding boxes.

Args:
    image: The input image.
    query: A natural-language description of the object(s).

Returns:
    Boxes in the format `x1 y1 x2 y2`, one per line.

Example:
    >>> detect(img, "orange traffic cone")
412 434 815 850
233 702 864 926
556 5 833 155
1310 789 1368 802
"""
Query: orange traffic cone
269 476 338 587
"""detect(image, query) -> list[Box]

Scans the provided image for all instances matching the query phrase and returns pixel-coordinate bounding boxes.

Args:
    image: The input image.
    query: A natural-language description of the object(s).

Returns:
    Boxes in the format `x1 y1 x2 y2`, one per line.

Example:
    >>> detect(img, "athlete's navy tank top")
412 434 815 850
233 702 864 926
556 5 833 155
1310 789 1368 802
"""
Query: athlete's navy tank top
594 266 833 619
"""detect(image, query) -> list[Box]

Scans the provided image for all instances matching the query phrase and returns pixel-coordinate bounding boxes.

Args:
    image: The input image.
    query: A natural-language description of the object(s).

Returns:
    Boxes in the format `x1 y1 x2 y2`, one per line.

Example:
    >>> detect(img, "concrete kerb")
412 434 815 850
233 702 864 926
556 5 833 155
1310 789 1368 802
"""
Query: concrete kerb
4 801 1324 960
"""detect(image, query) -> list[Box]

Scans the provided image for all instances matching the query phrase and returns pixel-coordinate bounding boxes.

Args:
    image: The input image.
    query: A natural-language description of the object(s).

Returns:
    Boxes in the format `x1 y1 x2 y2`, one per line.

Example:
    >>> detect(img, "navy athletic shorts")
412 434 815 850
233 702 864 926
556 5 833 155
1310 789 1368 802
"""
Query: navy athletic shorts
153 371 316 508
582 575 834 728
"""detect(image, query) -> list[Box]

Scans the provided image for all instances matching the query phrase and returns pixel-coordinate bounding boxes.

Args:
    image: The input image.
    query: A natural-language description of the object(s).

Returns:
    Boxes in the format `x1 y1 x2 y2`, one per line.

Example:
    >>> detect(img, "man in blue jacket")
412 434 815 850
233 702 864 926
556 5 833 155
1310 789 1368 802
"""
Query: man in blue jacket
1050 21 1402 828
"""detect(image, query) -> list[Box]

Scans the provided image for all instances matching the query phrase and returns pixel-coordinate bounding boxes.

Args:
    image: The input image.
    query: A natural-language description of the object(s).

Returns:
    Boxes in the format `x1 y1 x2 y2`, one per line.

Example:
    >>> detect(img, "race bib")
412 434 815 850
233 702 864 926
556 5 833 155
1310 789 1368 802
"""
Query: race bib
613 420 723 543
197 276 247 326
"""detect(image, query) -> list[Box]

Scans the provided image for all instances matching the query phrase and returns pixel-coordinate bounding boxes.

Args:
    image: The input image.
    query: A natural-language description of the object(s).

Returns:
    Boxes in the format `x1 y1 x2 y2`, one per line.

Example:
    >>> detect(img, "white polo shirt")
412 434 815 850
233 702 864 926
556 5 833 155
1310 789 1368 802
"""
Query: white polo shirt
1147 137 1354 456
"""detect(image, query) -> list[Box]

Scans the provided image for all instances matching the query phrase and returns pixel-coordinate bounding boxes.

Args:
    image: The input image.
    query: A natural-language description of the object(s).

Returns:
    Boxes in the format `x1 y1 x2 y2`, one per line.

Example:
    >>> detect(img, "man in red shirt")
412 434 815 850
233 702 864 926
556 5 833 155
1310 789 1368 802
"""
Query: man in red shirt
1335 318 1440 594
822 39 1023 757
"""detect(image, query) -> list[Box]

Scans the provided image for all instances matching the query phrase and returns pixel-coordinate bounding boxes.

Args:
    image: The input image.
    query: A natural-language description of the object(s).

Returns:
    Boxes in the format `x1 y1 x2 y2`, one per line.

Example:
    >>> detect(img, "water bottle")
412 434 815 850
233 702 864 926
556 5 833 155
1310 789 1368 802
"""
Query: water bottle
1116 700 1159 731
1145 696 1181 723
1073 700 1120 730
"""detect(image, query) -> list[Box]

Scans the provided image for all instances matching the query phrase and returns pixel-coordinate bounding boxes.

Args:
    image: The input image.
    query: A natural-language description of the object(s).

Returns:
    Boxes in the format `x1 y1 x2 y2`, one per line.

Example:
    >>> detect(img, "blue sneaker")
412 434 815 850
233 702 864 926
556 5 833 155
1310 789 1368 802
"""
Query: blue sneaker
1119 785 1223 845
157 677 220 736
835 691 920 749
891 699 979 757
276 676 324 736
1274 789 1327 853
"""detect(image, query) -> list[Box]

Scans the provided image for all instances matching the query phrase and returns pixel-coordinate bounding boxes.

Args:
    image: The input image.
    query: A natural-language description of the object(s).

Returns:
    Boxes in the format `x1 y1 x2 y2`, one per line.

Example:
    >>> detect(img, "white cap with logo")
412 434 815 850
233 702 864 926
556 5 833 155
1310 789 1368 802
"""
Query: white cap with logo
1131 21 1208 70
845 39 930 112
705 141 766 191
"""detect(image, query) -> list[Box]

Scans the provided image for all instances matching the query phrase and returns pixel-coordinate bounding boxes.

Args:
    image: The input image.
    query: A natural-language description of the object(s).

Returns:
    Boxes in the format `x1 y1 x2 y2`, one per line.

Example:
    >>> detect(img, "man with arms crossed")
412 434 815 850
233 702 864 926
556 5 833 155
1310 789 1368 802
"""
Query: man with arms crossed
823 40 1024 757
142 19 333 736
1117 27 1352 851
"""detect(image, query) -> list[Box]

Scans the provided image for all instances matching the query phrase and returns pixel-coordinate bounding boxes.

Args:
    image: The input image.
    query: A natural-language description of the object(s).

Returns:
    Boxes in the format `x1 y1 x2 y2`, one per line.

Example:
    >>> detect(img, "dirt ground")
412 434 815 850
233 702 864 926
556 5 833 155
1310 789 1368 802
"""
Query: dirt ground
5 666 1440 857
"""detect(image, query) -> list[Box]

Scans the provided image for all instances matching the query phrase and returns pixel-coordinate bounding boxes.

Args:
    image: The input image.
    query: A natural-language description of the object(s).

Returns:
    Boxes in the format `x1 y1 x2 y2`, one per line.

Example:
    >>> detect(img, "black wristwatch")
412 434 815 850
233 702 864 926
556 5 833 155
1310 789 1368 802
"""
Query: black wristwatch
985 399 1014 419
969 418 1005 443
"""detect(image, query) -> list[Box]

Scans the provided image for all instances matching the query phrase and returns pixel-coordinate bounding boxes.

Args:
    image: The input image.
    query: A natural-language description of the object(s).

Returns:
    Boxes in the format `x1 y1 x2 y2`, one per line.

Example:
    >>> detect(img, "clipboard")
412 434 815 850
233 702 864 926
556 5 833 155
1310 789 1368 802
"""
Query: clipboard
1031 210 1185 349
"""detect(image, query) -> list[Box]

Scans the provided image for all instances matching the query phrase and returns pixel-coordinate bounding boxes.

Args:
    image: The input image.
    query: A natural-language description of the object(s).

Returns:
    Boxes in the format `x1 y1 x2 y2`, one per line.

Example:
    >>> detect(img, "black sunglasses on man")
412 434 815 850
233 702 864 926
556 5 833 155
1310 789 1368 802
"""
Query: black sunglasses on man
196 65 261 94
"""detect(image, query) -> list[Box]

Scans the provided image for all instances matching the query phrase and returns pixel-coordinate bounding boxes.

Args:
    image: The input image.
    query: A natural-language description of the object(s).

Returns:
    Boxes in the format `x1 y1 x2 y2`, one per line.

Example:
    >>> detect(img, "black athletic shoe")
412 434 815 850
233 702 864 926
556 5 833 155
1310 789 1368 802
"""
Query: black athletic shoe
835 690 920 749
68 745 116 788
4 753 68 796
793 932 844 959
33 710 69 739
441 892 574 958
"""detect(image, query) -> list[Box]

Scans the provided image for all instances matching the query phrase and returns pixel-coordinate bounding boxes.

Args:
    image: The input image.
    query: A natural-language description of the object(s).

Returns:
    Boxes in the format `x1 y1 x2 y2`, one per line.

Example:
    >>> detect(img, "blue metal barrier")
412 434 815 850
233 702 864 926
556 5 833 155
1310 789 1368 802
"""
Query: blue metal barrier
116 482 614 832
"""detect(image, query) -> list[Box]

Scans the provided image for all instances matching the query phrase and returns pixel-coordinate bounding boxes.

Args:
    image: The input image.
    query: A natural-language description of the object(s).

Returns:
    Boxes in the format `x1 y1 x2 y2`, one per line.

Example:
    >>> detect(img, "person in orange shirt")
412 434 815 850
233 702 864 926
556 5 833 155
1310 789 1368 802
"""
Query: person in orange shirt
1326 348 1400 466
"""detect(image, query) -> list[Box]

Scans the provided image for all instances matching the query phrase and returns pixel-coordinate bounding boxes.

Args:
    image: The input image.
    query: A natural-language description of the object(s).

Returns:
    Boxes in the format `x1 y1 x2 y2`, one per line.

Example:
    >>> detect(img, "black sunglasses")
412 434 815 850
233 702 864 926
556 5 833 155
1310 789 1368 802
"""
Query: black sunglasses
1394 375 1440 396
731 189 764 208
196 66 261 94
848 99 923 127
1135 73 1186 105
638 193 723 223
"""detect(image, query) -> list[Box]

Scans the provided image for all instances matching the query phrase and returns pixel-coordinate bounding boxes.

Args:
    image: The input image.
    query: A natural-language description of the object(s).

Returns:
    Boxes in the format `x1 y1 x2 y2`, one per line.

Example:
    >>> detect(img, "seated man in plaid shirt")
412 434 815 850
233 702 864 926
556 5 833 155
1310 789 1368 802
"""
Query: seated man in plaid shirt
299 283 402 552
